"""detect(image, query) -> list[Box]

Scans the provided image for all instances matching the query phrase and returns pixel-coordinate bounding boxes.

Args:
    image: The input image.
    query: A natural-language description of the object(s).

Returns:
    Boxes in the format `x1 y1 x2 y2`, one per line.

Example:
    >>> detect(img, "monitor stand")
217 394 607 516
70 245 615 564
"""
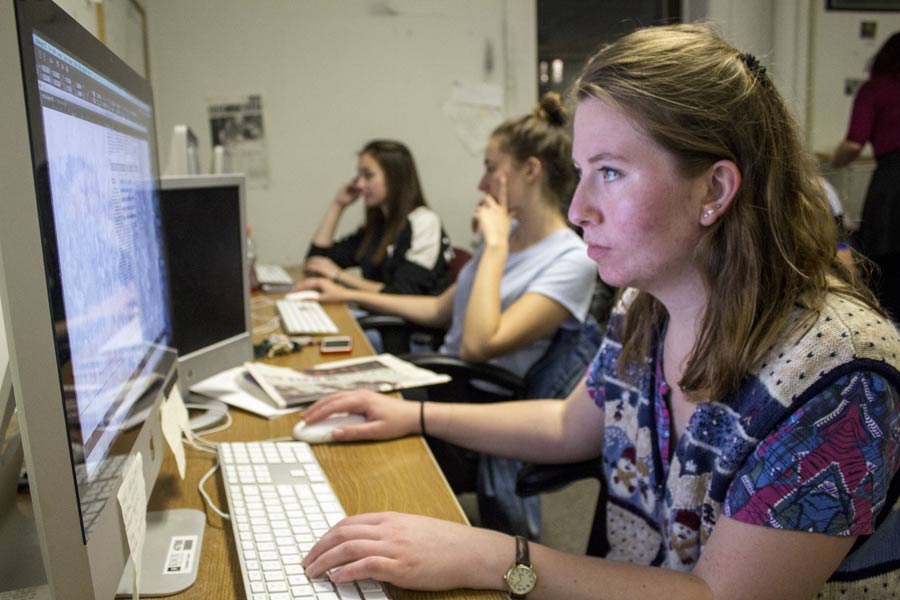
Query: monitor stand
0 430 47 594
1 387 206 598
116 508 206 598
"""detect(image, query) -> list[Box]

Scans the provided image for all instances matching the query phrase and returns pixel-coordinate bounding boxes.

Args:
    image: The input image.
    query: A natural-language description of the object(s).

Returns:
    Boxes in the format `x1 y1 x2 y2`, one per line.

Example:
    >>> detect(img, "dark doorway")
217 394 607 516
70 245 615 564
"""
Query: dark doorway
537 0 681 98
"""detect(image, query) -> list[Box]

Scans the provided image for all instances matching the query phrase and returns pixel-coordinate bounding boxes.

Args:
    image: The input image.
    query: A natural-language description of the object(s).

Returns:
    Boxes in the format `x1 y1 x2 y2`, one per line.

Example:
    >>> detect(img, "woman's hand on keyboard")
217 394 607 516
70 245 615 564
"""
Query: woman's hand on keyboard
300 389 418 441
301 511 510 591
293 277 351 303
304 256 342 280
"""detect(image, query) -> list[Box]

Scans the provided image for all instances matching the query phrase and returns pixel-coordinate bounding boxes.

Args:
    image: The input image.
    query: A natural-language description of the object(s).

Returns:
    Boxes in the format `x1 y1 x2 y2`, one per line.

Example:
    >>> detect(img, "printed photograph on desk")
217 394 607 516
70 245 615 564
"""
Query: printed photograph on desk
243 355 450 408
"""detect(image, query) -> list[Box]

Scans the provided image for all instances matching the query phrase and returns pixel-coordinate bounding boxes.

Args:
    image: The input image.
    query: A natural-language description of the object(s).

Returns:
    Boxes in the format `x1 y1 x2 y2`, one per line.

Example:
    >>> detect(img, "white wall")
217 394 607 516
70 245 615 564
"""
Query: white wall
54 0 98 37
145 0 536 264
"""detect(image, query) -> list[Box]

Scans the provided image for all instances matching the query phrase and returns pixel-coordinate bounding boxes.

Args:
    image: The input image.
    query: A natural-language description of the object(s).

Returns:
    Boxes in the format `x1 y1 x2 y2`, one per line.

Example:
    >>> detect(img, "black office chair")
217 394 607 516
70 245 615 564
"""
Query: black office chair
515 459 609 557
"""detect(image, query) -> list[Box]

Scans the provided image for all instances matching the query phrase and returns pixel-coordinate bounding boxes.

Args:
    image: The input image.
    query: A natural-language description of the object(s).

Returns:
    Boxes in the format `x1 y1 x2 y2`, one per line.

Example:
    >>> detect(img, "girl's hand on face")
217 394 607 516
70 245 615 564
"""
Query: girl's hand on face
299 389 420 442
304 256 342 281
333 180 361 207
301 511 507 591
471 174 512 246
292 277 350 303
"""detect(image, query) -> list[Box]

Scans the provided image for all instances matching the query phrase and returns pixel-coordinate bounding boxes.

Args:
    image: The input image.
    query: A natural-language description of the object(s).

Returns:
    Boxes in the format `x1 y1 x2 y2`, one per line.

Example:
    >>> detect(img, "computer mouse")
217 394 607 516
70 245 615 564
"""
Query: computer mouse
292 413 366 444
284 290 320 302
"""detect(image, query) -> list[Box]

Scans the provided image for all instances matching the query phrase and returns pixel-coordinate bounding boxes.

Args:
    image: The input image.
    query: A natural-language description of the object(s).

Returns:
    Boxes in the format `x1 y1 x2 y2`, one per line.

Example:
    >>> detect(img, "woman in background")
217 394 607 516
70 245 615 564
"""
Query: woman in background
297 93 598 539
831 32 900 321
298 25 900 599
304 139 453 295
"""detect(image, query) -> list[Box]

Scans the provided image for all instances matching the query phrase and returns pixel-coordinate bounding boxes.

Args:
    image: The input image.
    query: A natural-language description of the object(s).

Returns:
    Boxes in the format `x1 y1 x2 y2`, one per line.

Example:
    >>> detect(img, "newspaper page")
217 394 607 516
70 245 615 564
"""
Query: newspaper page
244 354 451 408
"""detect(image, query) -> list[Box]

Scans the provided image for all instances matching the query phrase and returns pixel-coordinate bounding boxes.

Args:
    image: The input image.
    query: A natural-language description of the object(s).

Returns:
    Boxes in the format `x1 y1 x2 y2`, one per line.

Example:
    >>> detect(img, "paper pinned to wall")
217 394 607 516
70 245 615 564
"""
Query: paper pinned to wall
208 94 270 187
442 81 504 155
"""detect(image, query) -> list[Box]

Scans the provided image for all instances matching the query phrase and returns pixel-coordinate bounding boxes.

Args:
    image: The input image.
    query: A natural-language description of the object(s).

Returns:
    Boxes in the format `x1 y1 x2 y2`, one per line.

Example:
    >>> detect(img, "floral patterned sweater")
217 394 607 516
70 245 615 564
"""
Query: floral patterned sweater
587 289 900 597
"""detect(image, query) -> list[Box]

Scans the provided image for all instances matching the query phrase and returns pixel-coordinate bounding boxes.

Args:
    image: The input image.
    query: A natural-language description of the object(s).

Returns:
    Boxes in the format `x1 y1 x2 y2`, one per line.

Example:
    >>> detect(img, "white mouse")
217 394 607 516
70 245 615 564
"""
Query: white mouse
292 413 367 444
284 290 320 302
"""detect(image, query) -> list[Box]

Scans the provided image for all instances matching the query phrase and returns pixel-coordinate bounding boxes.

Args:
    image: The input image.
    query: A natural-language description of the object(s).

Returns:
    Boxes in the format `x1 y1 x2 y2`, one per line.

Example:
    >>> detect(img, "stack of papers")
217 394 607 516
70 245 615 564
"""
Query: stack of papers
190 354 451 418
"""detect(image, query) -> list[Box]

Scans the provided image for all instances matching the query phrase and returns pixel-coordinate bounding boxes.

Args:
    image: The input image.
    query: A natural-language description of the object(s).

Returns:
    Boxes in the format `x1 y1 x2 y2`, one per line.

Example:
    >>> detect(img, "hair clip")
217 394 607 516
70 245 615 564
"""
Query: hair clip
741 53 767 79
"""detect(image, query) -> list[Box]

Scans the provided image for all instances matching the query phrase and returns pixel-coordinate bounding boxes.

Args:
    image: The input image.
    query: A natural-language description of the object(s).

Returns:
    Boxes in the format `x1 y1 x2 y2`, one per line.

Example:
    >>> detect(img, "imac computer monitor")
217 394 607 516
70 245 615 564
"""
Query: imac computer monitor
0 1 180 597
159 174 253 392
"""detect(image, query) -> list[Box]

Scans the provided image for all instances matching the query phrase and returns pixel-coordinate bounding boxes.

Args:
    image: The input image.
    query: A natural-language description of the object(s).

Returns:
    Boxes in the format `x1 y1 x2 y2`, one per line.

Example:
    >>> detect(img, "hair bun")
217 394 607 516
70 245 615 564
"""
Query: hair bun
533 91 567 126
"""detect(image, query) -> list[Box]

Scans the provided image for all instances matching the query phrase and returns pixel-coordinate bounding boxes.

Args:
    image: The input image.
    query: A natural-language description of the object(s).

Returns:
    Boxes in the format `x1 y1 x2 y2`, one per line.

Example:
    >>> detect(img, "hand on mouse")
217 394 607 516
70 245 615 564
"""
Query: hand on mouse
300 389 420 442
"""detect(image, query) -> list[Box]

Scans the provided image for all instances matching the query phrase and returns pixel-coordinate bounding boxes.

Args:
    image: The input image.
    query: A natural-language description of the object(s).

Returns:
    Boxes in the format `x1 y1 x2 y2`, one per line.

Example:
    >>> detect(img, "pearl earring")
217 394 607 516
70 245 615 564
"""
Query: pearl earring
703 208 714 219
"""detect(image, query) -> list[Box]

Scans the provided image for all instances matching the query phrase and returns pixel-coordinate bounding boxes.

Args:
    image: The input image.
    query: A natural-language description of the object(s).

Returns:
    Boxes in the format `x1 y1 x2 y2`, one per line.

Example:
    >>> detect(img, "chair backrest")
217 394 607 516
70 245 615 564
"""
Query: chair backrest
449 246 473 282
524 313 604 400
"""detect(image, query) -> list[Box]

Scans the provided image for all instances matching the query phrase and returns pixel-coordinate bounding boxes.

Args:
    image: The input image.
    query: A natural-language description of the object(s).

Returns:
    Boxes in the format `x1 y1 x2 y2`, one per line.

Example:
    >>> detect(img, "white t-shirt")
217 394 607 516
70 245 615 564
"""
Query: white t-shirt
440 227 597 378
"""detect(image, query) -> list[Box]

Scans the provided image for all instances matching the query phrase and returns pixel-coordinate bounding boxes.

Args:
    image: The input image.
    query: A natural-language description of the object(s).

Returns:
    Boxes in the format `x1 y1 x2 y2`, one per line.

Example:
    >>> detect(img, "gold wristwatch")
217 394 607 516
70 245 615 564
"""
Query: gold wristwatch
503 535 536 599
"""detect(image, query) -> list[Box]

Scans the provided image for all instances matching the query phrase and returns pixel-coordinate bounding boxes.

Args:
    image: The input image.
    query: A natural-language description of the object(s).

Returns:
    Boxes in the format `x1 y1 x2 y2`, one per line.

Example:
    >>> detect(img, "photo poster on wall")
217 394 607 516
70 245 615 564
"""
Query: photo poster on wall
208 94 270 187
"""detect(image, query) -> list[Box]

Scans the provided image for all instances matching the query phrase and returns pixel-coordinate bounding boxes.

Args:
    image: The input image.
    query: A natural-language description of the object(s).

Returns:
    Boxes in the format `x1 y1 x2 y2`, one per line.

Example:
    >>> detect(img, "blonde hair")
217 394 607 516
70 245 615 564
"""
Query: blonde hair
575 23 881 400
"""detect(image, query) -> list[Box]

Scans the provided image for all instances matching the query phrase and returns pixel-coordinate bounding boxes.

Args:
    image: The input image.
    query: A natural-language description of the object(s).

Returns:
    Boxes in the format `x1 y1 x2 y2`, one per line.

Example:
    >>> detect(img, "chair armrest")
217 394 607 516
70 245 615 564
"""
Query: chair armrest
355 314 445 354
354 314 406 330
399 352 527 402
515 459 605 497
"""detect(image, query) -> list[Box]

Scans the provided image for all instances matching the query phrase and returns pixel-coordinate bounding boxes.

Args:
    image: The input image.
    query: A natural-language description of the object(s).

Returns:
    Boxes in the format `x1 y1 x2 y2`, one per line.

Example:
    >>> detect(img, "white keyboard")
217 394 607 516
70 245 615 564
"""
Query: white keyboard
276 300 339 335
256 264 294 286
218 441 390 600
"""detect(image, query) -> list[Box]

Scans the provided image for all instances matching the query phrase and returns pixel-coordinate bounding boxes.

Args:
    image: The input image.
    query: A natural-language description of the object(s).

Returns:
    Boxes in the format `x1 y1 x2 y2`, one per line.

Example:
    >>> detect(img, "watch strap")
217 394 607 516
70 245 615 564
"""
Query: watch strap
515 535 531 567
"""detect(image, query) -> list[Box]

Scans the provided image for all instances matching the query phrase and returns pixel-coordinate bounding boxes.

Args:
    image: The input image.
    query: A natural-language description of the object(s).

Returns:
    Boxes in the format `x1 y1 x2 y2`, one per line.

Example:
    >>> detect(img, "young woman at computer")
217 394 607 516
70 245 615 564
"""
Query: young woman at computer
303 139 453 295
299 25 900 599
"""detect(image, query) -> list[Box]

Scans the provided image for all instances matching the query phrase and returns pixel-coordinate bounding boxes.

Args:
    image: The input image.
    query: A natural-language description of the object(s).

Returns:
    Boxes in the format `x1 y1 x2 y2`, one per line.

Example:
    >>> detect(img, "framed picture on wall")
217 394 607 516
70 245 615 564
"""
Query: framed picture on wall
827 0 900 11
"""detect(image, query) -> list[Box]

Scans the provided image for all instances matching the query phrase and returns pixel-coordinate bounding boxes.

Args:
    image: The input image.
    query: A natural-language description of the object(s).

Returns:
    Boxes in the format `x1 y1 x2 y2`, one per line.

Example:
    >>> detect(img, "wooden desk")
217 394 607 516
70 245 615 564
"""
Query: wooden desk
150 299 504 600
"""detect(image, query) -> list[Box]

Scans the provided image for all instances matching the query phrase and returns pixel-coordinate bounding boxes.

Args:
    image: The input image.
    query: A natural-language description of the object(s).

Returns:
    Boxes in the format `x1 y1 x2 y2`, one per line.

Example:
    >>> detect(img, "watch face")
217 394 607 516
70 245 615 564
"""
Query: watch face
506 564 536 594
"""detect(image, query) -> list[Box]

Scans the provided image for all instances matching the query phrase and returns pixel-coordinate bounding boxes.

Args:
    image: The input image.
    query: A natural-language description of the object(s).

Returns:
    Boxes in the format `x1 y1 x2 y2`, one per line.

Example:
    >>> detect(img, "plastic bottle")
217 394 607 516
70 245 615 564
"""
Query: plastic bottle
246 226 260 291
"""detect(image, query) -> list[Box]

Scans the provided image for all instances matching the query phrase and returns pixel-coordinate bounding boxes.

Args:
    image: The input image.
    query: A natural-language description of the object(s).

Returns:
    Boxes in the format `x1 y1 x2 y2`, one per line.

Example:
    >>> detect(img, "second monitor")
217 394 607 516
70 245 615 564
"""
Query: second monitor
159 174 254 392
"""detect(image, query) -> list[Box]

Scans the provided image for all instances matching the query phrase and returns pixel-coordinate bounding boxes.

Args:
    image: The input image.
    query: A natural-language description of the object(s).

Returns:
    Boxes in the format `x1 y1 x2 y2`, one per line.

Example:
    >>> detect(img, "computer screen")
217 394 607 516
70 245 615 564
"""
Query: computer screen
159 174 253 391
0 1 178 597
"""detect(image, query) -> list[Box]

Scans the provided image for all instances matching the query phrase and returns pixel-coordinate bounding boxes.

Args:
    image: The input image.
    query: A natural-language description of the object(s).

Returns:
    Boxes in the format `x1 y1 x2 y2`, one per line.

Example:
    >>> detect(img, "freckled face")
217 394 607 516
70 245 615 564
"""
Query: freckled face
568 97 708 296
354 153 388 209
